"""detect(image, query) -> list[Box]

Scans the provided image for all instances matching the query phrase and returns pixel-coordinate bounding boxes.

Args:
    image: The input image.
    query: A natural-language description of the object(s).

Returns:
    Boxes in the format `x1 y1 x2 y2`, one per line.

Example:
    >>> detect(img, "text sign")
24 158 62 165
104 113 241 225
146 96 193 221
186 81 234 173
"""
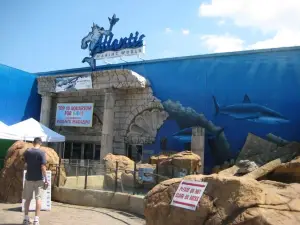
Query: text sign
170 180 207 211
94 46 145 60
138 167 154 183
55 103 94 127
22 170 52 212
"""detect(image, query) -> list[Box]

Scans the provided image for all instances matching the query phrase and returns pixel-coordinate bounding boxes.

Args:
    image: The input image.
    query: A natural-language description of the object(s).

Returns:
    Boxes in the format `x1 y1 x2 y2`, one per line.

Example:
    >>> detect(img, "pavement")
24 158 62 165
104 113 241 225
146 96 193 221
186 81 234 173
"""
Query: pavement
0 202 145 225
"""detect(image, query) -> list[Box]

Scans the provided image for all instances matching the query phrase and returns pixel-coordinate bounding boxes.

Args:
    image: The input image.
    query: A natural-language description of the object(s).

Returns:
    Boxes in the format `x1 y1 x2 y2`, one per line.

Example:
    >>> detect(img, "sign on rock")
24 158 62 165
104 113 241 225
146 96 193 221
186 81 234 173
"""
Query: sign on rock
22 170 52 212
170 180 207 211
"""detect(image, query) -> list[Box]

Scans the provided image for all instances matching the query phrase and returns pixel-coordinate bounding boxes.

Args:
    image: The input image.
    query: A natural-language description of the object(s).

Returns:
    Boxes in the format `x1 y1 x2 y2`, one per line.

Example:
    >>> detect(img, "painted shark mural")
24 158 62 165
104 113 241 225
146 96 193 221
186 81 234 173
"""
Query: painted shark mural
213 94 289 124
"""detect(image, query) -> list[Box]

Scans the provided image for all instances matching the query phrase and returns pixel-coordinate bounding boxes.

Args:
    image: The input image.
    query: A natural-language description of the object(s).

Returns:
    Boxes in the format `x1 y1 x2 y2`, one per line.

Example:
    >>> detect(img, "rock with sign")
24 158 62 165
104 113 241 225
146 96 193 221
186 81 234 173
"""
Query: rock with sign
144 174 300 225
170 180 207 211
0 141 66 203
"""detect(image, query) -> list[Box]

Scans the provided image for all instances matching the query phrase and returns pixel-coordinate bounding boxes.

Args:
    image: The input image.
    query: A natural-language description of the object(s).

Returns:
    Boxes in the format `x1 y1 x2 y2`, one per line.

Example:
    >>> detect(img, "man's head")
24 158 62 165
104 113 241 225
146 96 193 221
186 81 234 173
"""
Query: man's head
33 137 42 148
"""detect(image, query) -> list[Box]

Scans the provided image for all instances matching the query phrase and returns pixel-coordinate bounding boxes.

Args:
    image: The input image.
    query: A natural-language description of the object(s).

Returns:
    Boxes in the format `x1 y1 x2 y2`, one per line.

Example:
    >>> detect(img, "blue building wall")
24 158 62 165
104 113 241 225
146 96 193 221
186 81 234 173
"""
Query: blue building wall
0 64 41 125
37 46 300 173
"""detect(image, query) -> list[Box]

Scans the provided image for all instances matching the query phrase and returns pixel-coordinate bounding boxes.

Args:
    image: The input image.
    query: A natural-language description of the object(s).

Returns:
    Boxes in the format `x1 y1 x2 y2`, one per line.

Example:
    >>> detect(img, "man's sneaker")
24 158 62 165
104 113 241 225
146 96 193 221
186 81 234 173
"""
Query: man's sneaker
33 221 40 225
23 219 31 225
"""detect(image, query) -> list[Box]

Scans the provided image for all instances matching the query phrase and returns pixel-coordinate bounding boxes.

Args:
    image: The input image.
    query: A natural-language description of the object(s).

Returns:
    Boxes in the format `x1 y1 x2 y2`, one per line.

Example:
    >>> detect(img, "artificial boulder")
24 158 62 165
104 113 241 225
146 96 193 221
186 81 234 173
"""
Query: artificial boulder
103 154 134 190
168 151 201 173
103 153 134 172
103 154 156 189
144 174 300 225
267 156 300 183
150 151 177 164
0 141 66 203
237 133 300 166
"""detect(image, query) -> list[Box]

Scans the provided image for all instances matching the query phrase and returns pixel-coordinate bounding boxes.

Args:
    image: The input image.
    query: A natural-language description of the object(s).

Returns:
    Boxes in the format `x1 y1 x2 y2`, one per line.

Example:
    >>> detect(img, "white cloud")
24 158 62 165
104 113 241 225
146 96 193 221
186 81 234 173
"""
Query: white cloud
201 34 244 53
165 28 173 34
182 29 190 35
199 0 300 32
248 29 300 49
199 0 300 51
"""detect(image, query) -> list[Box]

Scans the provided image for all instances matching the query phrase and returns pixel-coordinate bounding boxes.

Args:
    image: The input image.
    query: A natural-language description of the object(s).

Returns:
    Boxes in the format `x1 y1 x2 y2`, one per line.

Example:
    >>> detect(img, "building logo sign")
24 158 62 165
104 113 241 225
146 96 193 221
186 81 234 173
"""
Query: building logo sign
55 103 94 127
81 14 146 70
55 74 92 92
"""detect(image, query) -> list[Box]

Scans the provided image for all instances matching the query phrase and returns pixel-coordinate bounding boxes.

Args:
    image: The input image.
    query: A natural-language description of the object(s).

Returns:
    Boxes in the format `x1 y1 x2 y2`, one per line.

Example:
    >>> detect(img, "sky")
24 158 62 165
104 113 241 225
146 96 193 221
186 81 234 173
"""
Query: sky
1 0 300 73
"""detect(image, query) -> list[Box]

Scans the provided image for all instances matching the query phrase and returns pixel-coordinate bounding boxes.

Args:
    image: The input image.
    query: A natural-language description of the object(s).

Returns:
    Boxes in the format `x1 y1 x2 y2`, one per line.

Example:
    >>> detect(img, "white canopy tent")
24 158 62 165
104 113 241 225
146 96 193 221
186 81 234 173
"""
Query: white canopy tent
0 121 21 140
7 118 65 142
0 121 8 129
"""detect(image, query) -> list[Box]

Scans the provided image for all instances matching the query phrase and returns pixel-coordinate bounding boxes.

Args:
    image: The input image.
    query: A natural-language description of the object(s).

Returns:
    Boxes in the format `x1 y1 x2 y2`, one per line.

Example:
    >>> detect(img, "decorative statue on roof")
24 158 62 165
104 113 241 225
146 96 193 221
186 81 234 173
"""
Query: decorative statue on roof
81 14 120 70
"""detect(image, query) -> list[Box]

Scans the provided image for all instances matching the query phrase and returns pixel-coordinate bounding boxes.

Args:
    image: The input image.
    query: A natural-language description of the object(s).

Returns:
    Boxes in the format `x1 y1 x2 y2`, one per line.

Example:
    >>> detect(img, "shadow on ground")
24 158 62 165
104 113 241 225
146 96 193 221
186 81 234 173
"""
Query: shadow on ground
3 207 21 212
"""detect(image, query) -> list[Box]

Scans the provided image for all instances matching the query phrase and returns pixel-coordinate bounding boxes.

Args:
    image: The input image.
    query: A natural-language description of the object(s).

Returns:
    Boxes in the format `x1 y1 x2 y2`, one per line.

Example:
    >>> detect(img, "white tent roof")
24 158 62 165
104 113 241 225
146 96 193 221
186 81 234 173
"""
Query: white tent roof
0 121 7 129
0 121 21 140
7 118 65 142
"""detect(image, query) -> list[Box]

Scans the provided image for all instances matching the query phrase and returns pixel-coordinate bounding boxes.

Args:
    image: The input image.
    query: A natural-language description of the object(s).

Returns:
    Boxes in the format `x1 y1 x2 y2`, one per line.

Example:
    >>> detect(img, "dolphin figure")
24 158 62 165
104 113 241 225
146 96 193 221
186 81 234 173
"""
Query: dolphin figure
212 94 289 124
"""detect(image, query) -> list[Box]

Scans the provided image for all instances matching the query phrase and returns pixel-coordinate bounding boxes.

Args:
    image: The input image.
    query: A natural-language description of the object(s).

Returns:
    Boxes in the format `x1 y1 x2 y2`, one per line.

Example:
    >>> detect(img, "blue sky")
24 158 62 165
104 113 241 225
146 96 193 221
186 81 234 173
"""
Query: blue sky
1 0 300 72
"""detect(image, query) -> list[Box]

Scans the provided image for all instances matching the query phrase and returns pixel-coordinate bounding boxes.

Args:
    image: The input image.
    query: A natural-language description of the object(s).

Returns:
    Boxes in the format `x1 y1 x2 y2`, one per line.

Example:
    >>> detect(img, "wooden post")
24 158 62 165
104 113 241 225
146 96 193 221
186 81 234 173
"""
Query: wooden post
114 161 118 192
191 127 205 174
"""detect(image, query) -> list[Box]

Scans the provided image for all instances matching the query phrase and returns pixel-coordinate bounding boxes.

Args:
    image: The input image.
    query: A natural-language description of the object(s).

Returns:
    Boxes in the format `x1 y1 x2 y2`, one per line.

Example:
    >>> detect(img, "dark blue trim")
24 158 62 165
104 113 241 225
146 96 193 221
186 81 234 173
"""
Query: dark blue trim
36 45 300 76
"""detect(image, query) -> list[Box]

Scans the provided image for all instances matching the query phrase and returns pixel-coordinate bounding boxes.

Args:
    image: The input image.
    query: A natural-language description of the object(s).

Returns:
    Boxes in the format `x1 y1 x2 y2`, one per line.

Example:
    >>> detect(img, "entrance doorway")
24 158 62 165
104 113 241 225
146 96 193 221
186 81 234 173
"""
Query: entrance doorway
126 144 143 162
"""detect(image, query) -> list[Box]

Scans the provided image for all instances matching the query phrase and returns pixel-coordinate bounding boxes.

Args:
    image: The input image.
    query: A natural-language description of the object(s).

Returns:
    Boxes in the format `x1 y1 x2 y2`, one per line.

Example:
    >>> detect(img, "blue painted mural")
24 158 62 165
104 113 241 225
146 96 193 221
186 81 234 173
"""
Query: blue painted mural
0 64 41 125
38 46 300 173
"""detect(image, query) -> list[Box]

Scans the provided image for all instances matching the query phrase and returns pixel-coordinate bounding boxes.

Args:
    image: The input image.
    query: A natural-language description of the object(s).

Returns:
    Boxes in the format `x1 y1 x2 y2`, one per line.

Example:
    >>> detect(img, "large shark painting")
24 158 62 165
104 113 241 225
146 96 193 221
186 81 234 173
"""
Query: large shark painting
212 94 289 124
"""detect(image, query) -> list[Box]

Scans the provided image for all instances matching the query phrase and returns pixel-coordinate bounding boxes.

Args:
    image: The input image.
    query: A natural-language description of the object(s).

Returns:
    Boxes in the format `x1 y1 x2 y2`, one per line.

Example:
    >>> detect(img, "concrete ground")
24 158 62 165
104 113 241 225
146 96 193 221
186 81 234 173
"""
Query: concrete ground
0 202 145 225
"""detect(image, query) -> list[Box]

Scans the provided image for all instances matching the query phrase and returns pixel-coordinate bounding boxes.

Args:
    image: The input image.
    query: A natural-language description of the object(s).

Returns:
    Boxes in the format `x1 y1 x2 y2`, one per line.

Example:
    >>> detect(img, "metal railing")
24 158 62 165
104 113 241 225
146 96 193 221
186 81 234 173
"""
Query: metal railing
0 157 196 196
51 159 197 196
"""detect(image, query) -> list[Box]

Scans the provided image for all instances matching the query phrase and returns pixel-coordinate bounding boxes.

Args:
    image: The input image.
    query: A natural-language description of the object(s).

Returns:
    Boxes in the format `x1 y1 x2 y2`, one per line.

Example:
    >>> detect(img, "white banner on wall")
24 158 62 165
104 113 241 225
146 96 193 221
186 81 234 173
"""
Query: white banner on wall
55 74 92 92
21 170 52 212
55 103 94 127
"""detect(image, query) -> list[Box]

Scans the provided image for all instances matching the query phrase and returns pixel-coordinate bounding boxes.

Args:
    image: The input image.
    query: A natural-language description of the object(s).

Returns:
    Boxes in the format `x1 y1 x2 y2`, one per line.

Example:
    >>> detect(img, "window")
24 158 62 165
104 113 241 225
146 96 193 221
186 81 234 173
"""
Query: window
94 145 101 160
63 142 101 160
64 142 71 159
84 143 93 160
72 143 82 159
127 144 143 162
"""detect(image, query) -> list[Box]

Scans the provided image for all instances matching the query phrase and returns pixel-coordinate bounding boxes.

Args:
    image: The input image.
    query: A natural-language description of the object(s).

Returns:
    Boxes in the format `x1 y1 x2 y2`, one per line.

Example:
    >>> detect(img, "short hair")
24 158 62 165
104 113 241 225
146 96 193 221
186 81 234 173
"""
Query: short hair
33 137 42 145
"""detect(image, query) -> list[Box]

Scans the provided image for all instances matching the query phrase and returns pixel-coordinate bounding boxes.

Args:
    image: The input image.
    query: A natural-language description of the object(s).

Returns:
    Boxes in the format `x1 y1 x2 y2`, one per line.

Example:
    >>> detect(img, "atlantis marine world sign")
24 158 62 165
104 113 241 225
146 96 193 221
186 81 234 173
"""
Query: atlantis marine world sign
81 14 146 69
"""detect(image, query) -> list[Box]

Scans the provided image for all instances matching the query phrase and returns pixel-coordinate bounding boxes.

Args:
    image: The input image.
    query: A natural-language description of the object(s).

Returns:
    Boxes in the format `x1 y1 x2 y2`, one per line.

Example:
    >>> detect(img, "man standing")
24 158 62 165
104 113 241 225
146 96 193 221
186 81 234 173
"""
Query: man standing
22 137 48 225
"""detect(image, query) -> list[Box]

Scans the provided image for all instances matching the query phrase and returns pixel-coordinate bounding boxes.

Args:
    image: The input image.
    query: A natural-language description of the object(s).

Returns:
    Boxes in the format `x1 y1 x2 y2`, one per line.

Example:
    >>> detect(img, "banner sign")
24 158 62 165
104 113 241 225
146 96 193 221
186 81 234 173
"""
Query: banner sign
55 74 92 92
22 170 51 212
55 103 94 127
81 14 146 70
170 180 207 211
138 167 154 183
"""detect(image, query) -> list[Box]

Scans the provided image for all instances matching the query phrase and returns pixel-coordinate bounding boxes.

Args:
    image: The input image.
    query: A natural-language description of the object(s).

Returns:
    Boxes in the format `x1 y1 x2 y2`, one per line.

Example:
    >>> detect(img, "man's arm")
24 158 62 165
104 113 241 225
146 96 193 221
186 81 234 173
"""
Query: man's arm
23 150 28 169
40 152 48 183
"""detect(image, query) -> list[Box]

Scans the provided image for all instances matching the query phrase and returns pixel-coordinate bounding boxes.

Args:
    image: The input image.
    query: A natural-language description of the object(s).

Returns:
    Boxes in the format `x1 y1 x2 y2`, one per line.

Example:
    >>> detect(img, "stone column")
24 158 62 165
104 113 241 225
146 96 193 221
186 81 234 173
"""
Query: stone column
100 89 116 162
191 127 205 174
40 93 52 127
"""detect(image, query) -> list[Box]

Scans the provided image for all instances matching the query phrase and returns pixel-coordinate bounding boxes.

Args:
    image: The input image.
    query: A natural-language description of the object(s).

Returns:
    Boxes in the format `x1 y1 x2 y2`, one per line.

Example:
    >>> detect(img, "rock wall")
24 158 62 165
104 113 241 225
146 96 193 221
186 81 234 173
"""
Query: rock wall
144 174 300 225
0 141 66 203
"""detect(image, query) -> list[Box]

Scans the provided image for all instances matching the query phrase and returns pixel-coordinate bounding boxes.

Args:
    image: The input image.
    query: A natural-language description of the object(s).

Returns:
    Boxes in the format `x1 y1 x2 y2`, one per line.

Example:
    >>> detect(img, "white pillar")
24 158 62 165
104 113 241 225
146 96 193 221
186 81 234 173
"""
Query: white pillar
100 89 115 162
40 94 52 127
191 127 205 174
